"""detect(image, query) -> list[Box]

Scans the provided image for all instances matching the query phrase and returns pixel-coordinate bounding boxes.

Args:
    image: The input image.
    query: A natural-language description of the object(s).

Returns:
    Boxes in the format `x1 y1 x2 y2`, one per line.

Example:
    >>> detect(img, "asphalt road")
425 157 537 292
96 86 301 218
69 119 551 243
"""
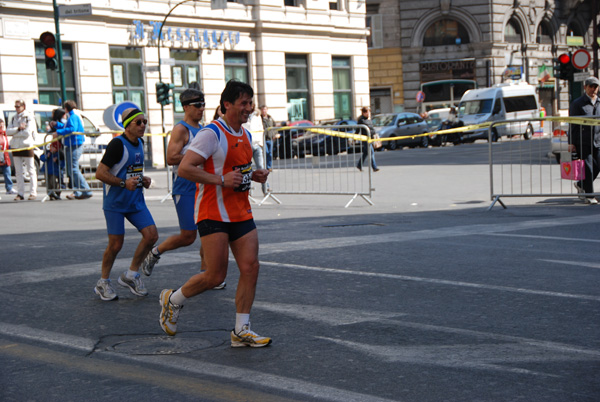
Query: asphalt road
1 139 599 401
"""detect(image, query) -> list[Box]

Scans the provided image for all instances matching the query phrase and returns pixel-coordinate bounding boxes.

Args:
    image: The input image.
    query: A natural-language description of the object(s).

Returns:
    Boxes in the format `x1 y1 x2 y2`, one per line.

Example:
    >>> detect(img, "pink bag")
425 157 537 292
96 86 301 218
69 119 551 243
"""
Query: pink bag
561 159 585 181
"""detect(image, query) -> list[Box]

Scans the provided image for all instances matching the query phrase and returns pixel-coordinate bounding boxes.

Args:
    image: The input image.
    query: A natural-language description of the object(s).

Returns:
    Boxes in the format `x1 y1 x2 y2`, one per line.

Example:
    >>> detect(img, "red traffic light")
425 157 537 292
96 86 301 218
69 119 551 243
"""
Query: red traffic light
39 31 56 48
45 47 56 58
558 53 571 65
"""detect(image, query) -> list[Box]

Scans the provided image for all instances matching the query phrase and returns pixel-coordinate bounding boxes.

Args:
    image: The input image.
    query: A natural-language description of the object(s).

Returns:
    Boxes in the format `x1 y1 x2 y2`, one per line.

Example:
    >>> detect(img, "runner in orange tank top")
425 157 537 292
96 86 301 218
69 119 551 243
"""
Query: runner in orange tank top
157 80 272 348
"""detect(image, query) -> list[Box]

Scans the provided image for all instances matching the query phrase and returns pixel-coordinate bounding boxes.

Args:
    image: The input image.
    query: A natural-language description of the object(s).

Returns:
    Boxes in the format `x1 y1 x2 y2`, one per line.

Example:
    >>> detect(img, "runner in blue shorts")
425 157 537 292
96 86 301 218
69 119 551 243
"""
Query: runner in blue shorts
94 108 158 301
140 89 226 289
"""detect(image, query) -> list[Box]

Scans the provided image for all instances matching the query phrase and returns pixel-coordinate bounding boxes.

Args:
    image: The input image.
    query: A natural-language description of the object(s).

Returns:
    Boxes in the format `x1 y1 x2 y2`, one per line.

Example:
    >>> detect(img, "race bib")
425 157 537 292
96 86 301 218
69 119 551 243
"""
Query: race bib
233 163 252 192
126 164 144 188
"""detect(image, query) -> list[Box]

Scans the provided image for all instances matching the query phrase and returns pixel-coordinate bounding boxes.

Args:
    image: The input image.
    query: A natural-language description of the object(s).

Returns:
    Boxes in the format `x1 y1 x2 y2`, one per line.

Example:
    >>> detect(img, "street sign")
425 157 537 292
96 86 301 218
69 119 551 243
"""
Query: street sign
103 101 141 131
58 3 92 17
573 71 590 82
572 49 591 70
416 91 425 103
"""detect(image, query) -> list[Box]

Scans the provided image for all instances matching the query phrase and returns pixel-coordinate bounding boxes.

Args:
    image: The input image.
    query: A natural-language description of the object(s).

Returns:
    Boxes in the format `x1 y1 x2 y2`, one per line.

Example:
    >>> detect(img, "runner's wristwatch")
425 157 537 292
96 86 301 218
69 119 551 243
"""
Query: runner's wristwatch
120 180 126 188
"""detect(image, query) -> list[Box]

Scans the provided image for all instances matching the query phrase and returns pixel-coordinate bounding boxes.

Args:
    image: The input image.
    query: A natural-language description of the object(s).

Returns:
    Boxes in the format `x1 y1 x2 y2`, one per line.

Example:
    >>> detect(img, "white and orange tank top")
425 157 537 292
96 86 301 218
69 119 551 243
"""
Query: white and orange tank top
187 118 254 223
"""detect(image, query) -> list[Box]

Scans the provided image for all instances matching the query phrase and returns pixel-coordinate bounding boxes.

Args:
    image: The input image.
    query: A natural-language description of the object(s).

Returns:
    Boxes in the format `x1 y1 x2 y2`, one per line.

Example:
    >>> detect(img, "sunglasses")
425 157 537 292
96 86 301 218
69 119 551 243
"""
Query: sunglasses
135 119 148 126
189 102 205 108
14 104 23 108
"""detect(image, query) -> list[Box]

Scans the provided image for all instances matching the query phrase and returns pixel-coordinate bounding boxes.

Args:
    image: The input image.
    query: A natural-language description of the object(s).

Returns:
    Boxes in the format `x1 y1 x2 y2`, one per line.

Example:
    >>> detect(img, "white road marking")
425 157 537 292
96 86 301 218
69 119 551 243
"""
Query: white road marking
0 322 398 402
541 259 600 270
259 261 600 302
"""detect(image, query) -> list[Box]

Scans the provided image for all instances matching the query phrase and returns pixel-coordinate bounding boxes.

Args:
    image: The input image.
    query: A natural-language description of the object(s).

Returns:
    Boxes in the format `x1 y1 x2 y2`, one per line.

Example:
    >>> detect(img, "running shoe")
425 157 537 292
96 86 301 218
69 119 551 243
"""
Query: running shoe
231 323 272 348
141 250 160 276
212 281 227 290
94 279 118 301
118 272 148 296
159 289 182 336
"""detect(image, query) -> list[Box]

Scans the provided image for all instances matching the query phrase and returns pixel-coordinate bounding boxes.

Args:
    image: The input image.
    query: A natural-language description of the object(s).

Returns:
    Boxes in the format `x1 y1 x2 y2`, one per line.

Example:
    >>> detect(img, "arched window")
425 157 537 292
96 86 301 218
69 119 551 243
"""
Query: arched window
505 18 522 43
423 19 470 46
536 21 552 44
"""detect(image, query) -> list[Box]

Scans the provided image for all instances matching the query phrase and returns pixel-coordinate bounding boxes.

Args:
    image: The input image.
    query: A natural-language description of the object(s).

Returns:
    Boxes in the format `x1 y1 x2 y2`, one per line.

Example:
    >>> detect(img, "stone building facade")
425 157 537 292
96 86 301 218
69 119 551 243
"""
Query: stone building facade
0 0 369 166
367 0 599 116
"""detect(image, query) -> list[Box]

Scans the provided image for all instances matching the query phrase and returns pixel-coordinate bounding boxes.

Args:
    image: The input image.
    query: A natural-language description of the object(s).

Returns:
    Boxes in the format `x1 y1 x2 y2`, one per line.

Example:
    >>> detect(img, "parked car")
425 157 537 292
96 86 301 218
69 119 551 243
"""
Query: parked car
0 103 105 173
372 112 431 150
425 108 450 130
297 119 357 157
274 120 314 159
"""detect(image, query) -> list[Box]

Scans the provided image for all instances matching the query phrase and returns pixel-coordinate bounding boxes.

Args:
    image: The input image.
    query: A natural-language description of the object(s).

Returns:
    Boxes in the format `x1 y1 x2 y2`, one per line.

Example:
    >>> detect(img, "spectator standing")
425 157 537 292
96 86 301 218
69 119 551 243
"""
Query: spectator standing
158 80 272 348
260 105 276 171
6 99 37 201
40 140 65 200
0 119 16 196
569 76 600 204
55 100 92 200
141 88 225 291
94 108 158 301
244 105 268 195
356 107 380 172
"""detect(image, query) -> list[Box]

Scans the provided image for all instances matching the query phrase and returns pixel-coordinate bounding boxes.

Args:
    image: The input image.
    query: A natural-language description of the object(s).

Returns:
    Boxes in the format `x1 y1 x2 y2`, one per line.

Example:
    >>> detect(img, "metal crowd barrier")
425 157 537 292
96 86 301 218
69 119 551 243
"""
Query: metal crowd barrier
260 124 375 207
488 116 600 210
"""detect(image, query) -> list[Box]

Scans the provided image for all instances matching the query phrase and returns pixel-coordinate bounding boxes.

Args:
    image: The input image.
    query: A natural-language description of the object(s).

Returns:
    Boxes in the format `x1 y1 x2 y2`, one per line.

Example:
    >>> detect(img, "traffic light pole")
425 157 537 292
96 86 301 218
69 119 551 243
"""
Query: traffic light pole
52 0 67 104
157 0 197 176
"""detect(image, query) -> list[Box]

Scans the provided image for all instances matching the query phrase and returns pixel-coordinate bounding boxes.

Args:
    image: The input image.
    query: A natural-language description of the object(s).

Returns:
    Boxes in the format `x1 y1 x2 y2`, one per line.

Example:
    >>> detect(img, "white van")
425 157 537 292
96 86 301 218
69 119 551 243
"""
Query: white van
457 83 540 142
1 103 108 172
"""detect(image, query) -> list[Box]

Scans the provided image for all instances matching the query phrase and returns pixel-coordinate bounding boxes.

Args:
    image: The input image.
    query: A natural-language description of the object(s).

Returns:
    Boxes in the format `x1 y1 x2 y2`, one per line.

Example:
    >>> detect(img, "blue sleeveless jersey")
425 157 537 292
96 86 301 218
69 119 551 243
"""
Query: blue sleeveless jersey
102 135 146 213
172 121 202 196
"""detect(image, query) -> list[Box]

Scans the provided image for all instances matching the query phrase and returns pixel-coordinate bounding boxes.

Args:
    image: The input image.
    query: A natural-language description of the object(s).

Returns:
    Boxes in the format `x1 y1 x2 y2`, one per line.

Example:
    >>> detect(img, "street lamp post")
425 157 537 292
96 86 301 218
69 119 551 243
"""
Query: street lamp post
156 0 198 184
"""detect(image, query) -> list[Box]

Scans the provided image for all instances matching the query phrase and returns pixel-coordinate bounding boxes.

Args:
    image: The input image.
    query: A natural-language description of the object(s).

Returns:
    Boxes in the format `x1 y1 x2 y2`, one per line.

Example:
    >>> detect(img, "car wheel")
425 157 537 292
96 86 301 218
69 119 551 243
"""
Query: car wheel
421 135 429 148
524 124 533 140
387 140 397 151
491 129 499 142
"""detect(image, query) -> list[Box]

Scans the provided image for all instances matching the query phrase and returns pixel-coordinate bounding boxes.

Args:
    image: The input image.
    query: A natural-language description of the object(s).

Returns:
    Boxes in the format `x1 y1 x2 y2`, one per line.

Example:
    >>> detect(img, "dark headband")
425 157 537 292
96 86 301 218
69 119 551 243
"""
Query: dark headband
181 97 205 106
122 108 143 129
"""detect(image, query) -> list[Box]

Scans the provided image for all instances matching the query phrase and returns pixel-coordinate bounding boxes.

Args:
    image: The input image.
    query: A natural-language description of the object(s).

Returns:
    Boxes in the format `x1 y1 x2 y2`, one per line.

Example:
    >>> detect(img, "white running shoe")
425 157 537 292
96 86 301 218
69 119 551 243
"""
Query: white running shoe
231 323 272 348
118 272 148 296
159 289 182 336
141 250 160 276
94 279 118 301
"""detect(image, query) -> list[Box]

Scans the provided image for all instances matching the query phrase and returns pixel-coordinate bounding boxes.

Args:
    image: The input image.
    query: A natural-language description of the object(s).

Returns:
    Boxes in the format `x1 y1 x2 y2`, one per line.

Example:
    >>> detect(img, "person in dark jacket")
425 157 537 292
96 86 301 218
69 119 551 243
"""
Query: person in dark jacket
356 107 379 172
569 76 600 204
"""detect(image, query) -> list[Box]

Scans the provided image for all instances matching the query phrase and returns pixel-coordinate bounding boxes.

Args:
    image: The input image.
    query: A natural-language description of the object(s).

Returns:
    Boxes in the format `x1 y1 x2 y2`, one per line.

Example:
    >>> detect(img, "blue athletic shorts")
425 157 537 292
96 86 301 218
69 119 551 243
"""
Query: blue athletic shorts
104 208 155 235
197 219 256 241
173 194 197 231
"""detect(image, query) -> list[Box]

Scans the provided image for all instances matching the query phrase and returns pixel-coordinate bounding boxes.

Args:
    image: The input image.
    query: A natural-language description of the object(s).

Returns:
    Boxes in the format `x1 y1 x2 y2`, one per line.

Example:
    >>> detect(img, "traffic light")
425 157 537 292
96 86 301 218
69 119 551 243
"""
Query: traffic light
39 31 57 70
557 53 573 81
155 82 174 106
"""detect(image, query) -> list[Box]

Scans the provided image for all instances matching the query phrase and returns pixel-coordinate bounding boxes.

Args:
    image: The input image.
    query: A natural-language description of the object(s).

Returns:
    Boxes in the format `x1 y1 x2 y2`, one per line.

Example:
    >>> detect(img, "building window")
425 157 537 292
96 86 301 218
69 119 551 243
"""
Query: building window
536 21 553 44
36 43 76 105
109 47 145 111
332 57 352 120
285 54 310 122
329 1 339 10
224 52 248 84
423 19 470 46
171 50 201 121
366 14 383 49
504 18 522 43
284 0 301 6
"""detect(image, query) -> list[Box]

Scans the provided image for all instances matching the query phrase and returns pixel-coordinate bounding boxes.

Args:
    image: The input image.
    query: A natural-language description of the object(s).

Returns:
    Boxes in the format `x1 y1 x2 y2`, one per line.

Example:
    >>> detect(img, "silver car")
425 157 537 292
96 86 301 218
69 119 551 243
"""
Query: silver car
372 112 431 150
